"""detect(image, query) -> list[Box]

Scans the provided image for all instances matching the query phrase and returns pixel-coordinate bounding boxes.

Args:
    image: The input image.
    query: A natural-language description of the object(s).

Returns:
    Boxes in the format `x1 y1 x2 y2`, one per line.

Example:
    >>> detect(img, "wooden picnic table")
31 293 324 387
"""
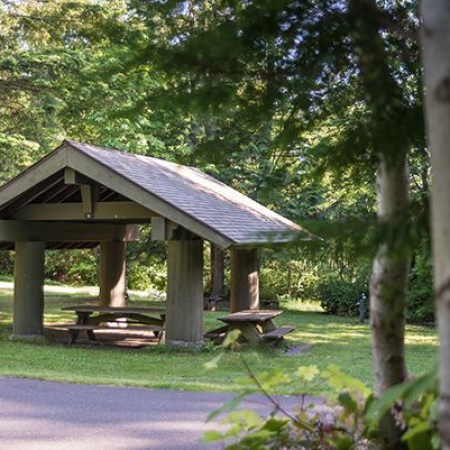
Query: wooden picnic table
206 310 294 345
60 305 166 344
62 305 166 325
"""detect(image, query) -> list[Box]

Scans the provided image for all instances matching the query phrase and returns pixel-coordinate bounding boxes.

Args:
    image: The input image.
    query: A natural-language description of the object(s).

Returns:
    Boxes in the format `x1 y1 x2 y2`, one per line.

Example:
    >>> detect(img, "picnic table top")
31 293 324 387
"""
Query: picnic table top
218 310 283 323
61 305 166 314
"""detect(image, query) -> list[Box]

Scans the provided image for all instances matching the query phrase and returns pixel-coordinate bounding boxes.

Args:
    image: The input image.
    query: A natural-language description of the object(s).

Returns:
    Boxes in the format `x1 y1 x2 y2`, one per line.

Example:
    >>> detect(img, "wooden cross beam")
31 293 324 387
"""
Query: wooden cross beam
0 220 140 242
13 202 157 221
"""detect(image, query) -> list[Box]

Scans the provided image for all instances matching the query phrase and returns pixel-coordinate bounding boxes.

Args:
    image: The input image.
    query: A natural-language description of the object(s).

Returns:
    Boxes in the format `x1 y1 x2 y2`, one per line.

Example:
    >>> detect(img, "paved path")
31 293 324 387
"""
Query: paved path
0 377 303 450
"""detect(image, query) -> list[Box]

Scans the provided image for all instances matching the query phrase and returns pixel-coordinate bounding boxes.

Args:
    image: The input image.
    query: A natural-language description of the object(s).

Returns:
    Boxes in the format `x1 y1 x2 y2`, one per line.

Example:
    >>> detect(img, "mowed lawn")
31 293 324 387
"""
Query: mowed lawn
0 287 438 396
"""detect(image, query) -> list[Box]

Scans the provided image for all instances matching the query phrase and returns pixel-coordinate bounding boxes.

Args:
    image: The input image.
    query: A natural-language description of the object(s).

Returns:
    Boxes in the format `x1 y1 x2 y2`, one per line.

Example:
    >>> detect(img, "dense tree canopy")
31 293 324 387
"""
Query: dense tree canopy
0 0 429 309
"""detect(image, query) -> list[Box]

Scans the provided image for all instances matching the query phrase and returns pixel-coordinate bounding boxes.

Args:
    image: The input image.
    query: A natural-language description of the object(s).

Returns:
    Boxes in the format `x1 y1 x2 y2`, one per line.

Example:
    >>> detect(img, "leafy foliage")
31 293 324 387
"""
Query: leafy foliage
316 274 369 316
204 333 438 450
408 248 434 323
0 0 433 324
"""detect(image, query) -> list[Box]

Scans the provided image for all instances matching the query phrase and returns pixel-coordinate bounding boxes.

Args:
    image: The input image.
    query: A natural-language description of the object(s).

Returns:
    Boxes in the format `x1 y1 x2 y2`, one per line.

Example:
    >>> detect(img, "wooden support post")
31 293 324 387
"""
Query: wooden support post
230 248 259 313
210 244 225 299
13 241 45 338
165 239 204 346
99 241 127 307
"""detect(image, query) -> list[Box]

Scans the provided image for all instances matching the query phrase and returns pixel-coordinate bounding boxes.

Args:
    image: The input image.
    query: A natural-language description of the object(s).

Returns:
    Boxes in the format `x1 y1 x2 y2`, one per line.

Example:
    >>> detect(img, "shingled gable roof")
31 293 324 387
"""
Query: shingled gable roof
0 139 311 249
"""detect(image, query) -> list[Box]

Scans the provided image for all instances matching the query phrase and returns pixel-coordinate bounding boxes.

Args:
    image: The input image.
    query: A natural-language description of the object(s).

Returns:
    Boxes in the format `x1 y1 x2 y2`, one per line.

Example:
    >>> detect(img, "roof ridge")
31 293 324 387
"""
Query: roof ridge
64 138 176 166
65 138 222 181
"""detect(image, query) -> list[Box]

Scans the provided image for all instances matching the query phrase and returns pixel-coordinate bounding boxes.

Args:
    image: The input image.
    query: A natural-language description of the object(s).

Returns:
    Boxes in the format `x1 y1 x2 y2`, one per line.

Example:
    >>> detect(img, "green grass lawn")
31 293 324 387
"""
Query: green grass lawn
0 288 438 396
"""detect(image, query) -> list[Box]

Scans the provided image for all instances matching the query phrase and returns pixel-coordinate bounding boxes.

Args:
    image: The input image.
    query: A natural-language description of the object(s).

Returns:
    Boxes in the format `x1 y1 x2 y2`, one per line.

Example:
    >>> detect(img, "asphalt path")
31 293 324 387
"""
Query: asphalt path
0 377 305 450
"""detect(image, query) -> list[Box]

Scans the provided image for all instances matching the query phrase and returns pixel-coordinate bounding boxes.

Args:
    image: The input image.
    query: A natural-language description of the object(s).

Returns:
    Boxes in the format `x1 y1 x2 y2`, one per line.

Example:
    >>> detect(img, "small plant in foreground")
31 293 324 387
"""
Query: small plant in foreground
204 331 438 450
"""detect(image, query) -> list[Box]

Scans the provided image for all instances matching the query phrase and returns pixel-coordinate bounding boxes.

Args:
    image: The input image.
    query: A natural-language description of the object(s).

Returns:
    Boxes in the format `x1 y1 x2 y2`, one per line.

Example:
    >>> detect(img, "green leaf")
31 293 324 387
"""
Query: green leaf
406 430 434 450
241 429 276 442
256 369 292 389
402 421 432 441
222 329 241 349
429 398 439 422
295 365 319 381
263 417 290 432
206 392 249 422
204 353 223 370
203 430 224 442
336 435 354 450
225 409 263 429
366 372 437 423
322 364 370 396
338 392 358 414
403 372 437 408
431 433 441 449
365 383 410 421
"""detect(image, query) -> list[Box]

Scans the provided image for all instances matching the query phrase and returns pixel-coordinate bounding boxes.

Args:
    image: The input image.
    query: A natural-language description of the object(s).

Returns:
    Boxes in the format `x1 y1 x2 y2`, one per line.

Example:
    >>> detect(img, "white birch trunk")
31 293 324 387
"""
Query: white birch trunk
371 157 410 395
421 2 450 448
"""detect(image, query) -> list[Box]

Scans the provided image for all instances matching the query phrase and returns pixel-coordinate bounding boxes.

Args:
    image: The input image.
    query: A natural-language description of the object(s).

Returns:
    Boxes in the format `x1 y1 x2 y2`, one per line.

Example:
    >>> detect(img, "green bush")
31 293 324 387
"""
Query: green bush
0 251 14 278
126 234 167 293
127 261 167 292
258 256 320 301
45 250 97 286
316 276 368 316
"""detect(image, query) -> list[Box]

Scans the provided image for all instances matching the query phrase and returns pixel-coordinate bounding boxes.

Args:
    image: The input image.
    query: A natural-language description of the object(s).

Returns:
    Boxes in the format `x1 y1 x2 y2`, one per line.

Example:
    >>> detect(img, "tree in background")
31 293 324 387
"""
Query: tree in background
348 1 415 444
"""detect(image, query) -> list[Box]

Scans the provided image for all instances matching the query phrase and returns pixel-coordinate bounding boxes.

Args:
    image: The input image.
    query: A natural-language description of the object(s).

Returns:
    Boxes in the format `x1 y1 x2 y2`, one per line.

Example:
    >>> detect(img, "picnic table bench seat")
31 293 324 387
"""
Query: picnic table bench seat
47 324 98 345
49 323 166 345
56 305 167 345
204 325 229 340
263 325 295 340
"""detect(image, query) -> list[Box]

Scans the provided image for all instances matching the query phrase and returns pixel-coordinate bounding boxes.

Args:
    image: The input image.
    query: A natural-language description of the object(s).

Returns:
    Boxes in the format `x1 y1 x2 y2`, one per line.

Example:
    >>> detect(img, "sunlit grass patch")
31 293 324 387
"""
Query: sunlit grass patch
0 288 438 396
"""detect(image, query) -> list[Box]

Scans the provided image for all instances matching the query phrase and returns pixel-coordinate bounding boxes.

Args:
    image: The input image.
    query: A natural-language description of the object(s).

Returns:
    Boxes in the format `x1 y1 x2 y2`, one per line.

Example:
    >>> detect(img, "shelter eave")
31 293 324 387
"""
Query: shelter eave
0 148 68 213
228 232 316 249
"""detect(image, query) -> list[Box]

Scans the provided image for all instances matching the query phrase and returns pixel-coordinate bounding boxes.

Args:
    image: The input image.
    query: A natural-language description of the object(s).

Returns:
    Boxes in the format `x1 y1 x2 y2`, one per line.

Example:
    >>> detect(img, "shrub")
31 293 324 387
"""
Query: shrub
0 251 14 279
45 250 97 286
315 276 368 316
127 261 167 292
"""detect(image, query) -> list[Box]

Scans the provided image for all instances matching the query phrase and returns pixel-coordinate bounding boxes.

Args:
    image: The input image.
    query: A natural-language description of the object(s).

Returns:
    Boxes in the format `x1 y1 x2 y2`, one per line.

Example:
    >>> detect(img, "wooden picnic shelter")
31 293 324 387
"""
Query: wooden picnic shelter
0 140 310 345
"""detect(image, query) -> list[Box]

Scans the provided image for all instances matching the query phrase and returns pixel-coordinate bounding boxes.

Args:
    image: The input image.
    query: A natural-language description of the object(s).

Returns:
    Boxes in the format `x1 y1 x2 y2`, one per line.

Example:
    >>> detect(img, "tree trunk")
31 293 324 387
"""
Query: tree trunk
368 154 410 450
421 4 450 448
348 1 411 446
370 157 410 395
210 244 224 299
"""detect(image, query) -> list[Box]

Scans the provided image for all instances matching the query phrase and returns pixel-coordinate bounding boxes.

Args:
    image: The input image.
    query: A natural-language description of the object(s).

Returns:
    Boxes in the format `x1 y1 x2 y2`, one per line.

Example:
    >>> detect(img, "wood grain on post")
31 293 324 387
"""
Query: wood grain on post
165 239 204 345
13 241 45 337
99 241 127 307
230 248 259 313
